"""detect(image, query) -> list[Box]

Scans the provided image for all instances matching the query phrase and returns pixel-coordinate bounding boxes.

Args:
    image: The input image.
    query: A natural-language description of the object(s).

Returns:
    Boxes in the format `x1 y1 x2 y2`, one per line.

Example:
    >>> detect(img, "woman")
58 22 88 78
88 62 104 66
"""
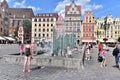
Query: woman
85 43 91 60
23 41 32 72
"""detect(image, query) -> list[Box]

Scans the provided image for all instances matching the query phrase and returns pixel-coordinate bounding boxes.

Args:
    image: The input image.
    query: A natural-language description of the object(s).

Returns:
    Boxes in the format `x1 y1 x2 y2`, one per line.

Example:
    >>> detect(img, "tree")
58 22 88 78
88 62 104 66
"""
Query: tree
22 19 32 42
22 19 31 29
14 26 19 38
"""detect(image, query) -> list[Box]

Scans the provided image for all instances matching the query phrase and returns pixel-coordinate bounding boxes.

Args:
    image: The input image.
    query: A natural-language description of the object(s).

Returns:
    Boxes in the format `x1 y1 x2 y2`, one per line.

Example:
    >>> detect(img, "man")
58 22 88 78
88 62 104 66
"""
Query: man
116 42 120 70
98 42 103 53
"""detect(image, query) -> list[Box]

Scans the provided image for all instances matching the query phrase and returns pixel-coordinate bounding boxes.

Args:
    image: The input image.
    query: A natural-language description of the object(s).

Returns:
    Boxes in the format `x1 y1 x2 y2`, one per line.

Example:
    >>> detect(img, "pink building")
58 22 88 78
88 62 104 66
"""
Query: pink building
56 14 64 36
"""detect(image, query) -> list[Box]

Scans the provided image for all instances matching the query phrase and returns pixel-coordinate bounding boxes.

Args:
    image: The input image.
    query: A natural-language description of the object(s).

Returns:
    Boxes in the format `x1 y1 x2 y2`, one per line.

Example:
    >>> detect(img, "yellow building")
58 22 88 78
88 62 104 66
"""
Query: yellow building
114 17 120 40
32 13 58 43
95 15 119 43
95 18 105 42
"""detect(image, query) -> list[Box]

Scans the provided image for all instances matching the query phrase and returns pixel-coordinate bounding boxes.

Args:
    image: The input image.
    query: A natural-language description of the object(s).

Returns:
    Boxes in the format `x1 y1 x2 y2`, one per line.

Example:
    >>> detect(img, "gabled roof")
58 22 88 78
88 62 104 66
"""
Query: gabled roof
8 8 34 19
65 2 81 13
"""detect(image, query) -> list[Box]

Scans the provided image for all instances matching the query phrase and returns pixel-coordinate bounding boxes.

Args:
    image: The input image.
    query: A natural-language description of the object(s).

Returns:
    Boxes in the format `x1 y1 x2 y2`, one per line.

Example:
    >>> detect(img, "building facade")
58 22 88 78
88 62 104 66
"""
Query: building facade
82 11 96 43
96 15 120 43
65 1 82 44
0 0 9 36
8 8 34 43
56 14 64 36
32 13 58 43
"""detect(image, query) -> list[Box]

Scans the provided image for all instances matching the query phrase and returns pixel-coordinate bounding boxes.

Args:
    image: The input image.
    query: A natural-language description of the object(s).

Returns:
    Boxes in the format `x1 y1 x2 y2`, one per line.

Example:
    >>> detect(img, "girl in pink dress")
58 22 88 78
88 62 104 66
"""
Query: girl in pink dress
19 44 24 55
101 48 107 67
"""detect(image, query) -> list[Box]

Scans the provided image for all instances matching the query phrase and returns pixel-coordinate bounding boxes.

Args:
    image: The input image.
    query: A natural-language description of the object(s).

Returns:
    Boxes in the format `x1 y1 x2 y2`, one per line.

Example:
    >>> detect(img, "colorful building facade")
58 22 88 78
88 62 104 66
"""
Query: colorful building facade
65 1 82 44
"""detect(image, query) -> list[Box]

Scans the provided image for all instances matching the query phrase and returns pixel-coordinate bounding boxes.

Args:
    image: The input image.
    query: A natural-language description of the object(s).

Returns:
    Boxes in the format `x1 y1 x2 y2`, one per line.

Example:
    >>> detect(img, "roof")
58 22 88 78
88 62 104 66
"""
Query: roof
8 8 34 18
33 13 58 18
65 2 81 13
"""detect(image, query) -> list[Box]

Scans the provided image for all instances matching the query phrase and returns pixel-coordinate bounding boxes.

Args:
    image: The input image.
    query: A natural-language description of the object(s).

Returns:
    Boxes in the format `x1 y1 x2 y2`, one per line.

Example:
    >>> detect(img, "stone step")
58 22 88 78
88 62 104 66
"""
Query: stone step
2 55 84 70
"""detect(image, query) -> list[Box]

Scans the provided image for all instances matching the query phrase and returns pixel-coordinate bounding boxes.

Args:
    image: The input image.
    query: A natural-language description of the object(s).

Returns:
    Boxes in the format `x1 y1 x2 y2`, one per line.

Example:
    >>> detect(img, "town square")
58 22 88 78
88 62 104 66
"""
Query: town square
0 0 120 80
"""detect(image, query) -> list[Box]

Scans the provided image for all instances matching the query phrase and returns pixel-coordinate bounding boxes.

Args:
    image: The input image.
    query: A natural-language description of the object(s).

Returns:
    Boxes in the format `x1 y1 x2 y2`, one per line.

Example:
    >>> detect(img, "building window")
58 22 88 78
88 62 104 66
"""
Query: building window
51 29 53 32
47 19 49 22
43 24 45 26
0 28 2 32
35 24 37 26
66 22 68 26
39 29 41 32
43 19 45 22
47 34 49 37
43 29 45 32
77 23 80 26
72 8 74 11
47 24 49 27
39 34 41 37
34 33 36 37
39 19 41 22
51 18 53 21
34 19 37 22
70 22 72 26
43 34 45 37
51 24 53 26
47 29 49 32
35 29 37 32
73 22 76 26
39 24 41 27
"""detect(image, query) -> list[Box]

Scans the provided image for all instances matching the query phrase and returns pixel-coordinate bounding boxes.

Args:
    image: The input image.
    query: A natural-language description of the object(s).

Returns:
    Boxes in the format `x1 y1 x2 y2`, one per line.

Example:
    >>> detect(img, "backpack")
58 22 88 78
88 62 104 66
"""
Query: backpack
112 48 118 56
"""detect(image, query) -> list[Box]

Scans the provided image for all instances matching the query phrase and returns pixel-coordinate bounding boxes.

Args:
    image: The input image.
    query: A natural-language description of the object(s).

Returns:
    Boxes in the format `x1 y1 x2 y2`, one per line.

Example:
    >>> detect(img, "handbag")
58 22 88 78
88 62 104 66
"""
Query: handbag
98 55 103 62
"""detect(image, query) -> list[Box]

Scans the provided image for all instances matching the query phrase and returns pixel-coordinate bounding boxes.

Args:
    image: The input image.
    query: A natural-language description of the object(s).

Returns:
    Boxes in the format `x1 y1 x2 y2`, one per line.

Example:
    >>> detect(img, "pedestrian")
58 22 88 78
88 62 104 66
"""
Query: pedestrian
19 44 24 55
101 47 107 67
116 42 120 70
85 42 91 60
31 42 35 54
66 44 72 58
112 44 119 68
23 40 32 72
98 42 103 53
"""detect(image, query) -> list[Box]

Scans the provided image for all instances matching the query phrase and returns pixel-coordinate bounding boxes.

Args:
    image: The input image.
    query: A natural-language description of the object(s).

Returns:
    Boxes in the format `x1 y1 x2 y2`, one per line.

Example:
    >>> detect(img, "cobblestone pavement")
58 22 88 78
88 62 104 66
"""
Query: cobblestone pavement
0 45 120 80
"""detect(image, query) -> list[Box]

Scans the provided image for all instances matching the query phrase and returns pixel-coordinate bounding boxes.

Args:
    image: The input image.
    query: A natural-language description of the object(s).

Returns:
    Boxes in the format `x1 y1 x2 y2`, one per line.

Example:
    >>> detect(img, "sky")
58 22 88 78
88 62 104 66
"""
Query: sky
1 0 120 18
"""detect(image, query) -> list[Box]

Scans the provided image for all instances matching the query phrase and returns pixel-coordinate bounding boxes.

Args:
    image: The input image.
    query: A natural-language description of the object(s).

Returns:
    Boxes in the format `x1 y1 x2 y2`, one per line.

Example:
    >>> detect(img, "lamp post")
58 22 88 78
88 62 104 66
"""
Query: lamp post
101 19 110 44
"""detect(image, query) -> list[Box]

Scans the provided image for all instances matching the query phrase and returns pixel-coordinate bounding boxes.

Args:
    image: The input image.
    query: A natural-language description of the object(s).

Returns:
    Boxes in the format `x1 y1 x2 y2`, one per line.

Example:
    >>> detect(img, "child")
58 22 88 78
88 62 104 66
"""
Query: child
101 48 107 67
19 44 24 55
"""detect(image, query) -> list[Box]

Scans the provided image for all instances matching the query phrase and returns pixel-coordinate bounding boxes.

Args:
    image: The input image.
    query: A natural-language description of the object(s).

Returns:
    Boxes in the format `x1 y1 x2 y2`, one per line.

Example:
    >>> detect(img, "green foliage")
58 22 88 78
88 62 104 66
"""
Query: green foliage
14 26 19 38
22 19 31 29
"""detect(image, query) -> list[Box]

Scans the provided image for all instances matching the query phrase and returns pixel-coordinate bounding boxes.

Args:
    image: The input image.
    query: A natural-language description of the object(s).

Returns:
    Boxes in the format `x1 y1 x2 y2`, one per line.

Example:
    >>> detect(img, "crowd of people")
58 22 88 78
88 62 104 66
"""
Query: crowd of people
19 40 120 72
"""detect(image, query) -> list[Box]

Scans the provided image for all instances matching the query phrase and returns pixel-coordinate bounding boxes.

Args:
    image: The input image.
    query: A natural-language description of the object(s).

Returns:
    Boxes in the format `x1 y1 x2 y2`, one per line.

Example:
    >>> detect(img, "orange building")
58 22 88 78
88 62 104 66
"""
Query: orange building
81 11 96 43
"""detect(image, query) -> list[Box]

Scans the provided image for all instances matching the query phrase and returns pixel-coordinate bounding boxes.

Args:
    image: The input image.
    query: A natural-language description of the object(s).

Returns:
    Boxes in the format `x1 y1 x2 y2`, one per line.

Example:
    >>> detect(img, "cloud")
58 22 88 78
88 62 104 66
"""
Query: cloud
12 0 41 13
13 0 26 8
28 6 42 12
0 0 13 2
54 0 103 16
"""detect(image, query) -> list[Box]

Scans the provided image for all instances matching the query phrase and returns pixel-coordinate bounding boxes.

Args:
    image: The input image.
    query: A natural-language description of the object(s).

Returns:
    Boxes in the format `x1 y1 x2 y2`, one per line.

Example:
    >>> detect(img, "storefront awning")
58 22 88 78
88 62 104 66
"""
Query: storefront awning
82 40 96 42
0 36 6 40
4 37 15 41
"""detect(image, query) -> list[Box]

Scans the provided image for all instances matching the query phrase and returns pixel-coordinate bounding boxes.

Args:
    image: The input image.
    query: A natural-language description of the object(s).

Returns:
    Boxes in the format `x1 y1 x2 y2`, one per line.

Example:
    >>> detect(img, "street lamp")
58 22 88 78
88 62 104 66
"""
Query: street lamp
101 19 110 44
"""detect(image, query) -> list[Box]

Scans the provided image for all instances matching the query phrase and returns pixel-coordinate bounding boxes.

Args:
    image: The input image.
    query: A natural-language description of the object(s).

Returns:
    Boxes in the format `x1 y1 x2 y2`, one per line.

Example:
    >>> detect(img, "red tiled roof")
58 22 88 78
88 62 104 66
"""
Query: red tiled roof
33 13 58 18
8 8 34 18
65 4 81 13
